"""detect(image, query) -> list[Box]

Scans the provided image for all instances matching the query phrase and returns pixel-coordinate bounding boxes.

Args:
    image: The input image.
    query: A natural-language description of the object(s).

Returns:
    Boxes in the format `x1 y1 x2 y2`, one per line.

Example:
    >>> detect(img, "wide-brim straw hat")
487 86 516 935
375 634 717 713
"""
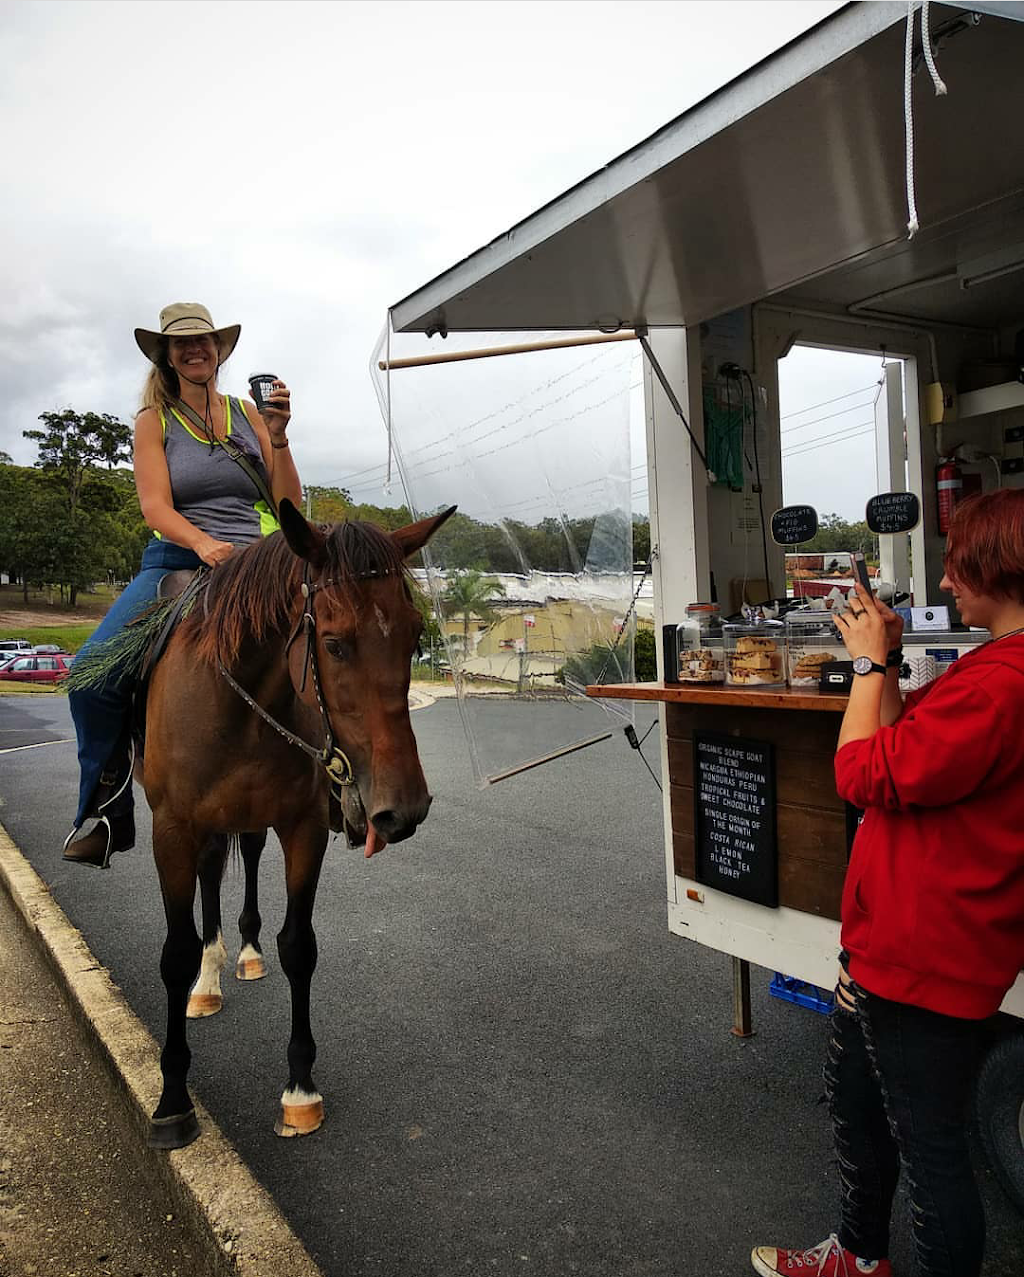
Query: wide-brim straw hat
134 302 241 365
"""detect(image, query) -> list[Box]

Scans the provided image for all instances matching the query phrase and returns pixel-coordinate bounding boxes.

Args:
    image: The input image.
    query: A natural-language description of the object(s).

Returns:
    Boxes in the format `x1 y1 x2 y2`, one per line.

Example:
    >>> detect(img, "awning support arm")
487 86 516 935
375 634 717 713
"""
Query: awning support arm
635 327 714 482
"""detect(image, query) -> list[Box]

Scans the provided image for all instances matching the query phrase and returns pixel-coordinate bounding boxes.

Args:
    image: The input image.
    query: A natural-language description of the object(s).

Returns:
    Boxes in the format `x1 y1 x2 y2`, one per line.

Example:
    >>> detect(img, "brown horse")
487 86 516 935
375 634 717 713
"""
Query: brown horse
138 497 454 1149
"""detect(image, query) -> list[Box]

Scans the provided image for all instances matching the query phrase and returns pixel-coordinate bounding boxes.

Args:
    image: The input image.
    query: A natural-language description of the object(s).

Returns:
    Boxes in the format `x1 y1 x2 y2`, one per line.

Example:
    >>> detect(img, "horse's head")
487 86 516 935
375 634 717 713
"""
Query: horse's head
278 498 455 855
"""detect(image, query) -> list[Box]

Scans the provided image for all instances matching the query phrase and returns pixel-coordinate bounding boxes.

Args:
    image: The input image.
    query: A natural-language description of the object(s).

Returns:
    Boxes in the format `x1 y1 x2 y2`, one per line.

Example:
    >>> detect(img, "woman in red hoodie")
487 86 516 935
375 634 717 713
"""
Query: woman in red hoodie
753 489 1024 1277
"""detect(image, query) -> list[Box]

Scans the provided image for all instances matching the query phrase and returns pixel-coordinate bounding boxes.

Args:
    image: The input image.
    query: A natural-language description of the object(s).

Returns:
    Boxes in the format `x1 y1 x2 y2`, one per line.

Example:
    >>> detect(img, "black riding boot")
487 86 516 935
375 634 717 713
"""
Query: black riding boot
63 756 135 869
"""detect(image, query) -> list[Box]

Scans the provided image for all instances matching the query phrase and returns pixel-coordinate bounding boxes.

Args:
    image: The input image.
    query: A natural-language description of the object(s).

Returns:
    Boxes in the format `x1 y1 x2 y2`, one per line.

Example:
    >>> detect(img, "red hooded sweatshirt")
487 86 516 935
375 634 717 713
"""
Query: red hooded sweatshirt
835 634 1024 1019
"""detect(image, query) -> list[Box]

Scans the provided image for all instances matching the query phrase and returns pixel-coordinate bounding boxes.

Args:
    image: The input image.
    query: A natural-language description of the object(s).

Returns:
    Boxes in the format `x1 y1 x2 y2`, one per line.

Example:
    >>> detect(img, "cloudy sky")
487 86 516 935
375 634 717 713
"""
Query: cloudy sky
3 0 887 520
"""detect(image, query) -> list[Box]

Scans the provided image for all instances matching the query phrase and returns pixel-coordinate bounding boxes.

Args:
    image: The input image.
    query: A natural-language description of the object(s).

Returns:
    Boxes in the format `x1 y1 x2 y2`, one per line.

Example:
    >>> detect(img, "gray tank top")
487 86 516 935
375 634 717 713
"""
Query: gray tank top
159 396 279 545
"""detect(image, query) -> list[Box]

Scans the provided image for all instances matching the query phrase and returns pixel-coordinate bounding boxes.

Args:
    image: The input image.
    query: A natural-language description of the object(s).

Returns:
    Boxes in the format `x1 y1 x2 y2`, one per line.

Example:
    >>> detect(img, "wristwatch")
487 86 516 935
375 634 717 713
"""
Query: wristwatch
852 656 887 677
885 646 904 668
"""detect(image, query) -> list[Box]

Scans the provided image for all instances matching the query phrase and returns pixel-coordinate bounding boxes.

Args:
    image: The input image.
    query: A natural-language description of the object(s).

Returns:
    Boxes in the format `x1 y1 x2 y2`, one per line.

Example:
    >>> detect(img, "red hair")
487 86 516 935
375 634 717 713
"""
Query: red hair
944 489 1024 603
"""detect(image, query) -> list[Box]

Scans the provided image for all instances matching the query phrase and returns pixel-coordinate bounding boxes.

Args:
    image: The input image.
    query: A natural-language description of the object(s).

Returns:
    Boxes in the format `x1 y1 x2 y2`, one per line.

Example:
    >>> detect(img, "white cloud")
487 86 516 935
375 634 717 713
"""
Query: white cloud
1 0 844 493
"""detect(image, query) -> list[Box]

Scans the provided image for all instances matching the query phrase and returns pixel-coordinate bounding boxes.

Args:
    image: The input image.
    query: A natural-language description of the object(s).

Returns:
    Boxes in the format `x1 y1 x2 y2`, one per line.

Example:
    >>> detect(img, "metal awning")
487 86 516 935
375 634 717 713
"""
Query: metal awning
390 2 1024 335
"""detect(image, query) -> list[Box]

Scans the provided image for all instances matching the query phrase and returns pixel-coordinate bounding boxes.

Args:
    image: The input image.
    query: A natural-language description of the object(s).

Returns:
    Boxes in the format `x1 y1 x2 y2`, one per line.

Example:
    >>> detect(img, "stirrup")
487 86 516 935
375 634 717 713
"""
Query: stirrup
63 816 114 869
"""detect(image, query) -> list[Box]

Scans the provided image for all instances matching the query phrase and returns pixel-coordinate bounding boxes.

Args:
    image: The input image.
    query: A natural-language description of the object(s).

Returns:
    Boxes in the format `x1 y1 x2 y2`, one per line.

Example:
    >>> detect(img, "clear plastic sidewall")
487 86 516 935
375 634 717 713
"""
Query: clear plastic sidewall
370 327 640 785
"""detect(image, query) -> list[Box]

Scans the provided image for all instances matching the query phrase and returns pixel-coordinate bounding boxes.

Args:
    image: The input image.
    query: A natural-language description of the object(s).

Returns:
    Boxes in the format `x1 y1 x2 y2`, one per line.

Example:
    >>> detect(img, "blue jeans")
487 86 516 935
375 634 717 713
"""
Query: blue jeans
825 976 984 1276
69 538 202 829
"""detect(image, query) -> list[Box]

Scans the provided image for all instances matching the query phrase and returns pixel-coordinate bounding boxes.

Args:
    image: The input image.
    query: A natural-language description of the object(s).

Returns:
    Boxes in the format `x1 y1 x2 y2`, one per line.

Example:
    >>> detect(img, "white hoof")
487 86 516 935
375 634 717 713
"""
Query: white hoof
186 992 223 1018
235 943 267 981
274 1087 324 1138
188 932 227 1018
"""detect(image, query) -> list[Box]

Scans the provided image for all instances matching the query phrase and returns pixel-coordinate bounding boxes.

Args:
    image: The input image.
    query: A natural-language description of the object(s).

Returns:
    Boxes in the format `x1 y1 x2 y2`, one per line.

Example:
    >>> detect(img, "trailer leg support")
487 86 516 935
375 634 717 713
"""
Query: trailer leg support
731 957 755 1038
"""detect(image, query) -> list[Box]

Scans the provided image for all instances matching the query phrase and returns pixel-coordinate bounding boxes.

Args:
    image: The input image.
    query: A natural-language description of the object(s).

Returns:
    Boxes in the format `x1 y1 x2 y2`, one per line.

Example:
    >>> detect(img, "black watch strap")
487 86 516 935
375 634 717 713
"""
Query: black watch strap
886 647 904 668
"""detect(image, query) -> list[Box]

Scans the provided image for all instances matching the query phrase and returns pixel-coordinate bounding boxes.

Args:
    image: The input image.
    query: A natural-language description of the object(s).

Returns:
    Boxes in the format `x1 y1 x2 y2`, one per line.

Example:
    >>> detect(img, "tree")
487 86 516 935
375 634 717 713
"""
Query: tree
24 410 132 518
440 569 506 655
20 410 134 603
803 513 878 559
304 484 353 523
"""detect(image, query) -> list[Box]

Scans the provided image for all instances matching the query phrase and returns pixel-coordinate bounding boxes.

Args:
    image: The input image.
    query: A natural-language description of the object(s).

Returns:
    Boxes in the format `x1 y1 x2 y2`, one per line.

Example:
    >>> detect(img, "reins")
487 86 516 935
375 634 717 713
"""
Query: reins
212 558 397 801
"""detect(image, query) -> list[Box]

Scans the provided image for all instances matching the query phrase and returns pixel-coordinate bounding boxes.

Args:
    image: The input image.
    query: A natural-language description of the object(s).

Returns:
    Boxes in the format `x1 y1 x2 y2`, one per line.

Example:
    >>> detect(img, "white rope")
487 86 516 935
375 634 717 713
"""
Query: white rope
920 1 948 97
904 1 948 241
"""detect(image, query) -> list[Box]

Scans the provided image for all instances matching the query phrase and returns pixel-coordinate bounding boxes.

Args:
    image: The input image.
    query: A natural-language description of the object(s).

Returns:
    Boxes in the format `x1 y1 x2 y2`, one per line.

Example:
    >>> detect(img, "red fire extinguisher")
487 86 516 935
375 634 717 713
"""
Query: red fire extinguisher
936 457 963 533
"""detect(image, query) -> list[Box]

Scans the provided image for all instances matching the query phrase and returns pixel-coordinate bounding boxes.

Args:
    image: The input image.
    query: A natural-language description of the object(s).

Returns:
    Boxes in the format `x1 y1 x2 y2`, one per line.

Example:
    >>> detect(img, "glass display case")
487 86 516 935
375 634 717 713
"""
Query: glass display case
723 619 786 688
784 611 846 687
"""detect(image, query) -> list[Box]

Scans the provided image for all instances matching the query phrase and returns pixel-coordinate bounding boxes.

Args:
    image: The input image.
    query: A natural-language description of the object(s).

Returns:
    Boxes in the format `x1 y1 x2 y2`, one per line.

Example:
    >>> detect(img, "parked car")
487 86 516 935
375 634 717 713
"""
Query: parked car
0 638 34 654
32 643 69 655
0 654 73 684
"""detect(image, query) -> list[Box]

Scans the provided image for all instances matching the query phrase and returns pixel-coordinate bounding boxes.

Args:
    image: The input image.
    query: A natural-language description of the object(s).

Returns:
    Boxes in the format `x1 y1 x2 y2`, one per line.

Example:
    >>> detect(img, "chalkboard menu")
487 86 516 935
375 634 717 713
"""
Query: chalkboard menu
866 491 920 535
770 504 818 546
693 731 778 906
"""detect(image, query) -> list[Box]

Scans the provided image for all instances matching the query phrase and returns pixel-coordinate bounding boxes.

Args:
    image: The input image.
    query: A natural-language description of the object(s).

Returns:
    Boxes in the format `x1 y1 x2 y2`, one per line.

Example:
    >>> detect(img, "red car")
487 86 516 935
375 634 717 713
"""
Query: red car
0 654 74 684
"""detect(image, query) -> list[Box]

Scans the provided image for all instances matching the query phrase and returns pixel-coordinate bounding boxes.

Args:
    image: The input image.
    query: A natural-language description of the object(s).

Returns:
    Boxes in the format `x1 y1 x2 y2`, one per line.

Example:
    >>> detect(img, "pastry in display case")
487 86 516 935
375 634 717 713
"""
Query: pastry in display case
723 620 786 688
784 610 846 687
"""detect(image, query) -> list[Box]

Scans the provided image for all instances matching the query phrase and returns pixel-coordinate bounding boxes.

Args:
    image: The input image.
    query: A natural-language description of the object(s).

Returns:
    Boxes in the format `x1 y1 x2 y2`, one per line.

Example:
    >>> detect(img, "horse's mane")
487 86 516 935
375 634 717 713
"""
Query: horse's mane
183 520 408 667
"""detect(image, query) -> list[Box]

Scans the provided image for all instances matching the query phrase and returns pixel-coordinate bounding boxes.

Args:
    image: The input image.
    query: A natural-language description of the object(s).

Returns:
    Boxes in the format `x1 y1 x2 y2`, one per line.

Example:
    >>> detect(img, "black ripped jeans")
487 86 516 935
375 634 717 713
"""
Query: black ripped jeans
824 975 984 1276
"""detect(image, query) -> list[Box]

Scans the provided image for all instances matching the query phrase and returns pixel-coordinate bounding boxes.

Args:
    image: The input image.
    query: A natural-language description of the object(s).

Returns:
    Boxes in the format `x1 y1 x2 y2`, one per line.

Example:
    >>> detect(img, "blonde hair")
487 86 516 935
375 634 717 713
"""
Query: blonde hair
137 336 225 415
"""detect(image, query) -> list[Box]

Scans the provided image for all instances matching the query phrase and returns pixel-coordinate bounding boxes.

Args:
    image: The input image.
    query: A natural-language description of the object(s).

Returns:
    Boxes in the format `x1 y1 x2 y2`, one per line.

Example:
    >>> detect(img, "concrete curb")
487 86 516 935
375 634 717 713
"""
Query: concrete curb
0 822 324 1277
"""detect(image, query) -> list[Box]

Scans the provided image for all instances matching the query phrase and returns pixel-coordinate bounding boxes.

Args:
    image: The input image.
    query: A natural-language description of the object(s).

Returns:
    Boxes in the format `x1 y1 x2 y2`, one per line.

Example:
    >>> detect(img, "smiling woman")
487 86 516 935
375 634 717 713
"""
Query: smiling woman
62 301 304 868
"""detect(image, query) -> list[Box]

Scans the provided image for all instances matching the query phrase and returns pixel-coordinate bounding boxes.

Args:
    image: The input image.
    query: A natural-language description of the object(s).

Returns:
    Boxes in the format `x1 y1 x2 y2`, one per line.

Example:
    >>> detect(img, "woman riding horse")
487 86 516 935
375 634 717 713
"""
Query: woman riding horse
64 302 302 867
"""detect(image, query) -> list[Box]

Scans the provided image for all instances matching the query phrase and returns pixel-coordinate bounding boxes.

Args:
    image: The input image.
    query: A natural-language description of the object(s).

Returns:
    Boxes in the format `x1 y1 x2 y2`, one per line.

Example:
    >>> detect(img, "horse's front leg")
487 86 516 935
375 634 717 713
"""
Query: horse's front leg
274 818 328 1138
235 829 269 981
150 818 204 1149
187 834 229 1018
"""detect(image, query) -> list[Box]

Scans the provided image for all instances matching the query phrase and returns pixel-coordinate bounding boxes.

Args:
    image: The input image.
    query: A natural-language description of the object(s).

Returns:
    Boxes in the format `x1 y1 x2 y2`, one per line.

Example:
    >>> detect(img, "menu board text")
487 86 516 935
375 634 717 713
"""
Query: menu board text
694 732 778 906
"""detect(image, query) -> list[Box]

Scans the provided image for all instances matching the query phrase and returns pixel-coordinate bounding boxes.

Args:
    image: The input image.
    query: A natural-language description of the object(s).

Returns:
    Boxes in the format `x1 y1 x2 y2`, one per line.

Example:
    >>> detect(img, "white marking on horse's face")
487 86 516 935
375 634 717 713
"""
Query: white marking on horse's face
373 603 392 638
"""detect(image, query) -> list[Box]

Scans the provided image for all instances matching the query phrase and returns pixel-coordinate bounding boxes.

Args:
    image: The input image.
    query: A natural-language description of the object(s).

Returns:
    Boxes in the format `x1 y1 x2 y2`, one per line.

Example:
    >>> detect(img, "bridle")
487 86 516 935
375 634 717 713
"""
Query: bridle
218 561 394 800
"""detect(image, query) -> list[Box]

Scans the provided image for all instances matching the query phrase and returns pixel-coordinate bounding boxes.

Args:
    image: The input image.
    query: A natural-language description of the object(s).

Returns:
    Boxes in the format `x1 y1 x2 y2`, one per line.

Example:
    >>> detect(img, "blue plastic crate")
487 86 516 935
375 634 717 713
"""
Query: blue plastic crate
770 972 835 1016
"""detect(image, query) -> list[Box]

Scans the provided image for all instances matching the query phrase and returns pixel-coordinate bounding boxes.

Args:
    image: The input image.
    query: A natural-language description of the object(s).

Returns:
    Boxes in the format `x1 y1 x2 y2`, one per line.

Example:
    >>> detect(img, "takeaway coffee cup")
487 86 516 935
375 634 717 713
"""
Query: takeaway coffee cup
248 372 278 415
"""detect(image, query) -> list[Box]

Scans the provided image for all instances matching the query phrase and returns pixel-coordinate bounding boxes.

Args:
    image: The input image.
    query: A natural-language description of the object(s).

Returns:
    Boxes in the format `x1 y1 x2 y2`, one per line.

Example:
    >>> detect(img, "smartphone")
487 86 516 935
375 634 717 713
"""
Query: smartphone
851 551 872 592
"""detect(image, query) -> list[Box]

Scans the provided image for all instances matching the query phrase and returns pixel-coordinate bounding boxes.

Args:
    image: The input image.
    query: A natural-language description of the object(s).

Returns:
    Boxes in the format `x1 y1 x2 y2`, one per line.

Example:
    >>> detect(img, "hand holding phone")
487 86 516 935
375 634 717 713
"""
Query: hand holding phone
852 551 872 592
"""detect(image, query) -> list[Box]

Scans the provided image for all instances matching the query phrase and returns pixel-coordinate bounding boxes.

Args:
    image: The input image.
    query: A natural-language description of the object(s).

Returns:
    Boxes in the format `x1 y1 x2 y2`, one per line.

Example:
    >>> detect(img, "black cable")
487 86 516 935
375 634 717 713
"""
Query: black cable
623 724 662 792
741 370 773 601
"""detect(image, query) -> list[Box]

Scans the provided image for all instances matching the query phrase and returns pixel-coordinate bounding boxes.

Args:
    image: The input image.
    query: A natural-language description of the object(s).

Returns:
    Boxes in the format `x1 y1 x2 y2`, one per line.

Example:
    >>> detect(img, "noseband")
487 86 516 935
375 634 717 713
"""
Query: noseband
218 562 394 799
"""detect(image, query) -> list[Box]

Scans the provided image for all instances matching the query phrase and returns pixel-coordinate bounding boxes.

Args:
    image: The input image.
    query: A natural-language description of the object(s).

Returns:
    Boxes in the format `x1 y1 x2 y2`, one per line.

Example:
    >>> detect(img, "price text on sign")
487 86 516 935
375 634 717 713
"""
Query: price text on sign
770 504 818 546
693 731 778 907
866 491 920 535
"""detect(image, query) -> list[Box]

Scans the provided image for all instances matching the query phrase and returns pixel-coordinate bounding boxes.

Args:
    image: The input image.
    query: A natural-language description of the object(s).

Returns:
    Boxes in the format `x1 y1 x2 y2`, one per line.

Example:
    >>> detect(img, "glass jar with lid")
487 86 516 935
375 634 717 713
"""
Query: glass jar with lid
676 602 725 683
723 618 786 688
784 610 846 687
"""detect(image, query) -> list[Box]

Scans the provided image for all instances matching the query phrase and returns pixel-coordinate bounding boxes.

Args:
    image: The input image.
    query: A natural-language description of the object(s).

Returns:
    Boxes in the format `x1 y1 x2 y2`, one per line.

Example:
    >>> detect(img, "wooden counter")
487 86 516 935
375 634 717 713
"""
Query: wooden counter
585 681 848 712
586 681 851 920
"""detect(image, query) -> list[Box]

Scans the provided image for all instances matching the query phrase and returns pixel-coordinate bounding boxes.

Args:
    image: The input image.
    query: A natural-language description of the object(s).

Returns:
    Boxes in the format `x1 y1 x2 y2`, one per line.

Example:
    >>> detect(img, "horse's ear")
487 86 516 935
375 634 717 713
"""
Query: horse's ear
391 505 457 560
278 497 328 568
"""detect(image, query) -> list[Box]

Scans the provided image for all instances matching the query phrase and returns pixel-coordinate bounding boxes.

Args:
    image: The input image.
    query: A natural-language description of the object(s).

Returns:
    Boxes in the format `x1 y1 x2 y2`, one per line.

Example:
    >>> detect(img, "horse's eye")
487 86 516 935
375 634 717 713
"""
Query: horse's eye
323 638 348 661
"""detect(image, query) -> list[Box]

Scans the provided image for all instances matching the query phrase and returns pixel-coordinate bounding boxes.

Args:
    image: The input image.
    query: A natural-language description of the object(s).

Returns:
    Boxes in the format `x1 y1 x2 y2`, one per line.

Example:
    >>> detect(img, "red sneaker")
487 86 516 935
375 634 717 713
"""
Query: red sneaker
751 1234 892 1277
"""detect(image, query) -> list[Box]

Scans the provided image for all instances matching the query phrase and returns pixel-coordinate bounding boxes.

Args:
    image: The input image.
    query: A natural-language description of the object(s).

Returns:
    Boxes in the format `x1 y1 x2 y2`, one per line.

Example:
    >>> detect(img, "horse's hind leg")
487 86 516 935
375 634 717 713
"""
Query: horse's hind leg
187 834 229 1018
235 829 269 981
150 819 203 1149
274 818 328 1138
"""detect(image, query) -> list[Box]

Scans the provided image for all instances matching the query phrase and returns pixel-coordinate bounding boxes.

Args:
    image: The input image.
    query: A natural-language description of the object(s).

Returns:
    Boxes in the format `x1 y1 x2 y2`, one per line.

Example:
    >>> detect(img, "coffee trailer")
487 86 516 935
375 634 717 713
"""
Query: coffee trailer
386 2 1024 1206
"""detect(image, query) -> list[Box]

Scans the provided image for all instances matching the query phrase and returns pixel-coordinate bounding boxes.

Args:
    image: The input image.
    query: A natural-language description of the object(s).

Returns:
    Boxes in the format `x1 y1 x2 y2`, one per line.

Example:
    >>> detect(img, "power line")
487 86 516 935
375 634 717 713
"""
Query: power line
780 399 878 436
782 424 876 460
780 382 880 420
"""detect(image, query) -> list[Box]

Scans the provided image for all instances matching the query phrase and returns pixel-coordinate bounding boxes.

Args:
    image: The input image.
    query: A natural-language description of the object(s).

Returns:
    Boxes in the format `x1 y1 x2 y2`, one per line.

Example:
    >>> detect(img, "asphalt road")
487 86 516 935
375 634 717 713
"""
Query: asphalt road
1 694 1021 1276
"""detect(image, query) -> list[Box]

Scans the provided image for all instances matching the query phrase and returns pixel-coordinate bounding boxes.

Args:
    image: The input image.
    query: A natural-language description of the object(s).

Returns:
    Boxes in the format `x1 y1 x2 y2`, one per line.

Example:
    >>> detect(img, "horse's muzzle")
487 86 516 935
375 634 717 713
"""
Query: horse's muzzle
369 793 432 844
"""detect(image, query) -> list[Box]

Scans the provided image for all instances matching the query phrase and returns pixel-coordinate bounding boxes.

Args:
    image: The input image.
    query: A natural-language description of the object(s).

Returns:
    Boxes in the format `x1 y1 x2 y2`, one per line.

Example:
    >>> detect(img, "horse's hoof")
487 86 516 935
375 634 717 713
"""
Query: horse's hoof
186 992 222 1018
148 1109 200 1150
274 1097 324 1138
235 955 267 981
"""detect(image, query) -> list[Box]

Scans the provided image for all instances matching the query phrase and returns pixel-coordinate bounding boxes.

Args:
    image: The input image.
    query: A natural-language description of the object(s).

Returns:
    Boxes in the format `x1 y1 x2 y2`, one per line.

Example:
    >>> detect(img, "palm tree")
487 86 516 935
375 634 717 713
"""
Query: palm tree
440 569 506 657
